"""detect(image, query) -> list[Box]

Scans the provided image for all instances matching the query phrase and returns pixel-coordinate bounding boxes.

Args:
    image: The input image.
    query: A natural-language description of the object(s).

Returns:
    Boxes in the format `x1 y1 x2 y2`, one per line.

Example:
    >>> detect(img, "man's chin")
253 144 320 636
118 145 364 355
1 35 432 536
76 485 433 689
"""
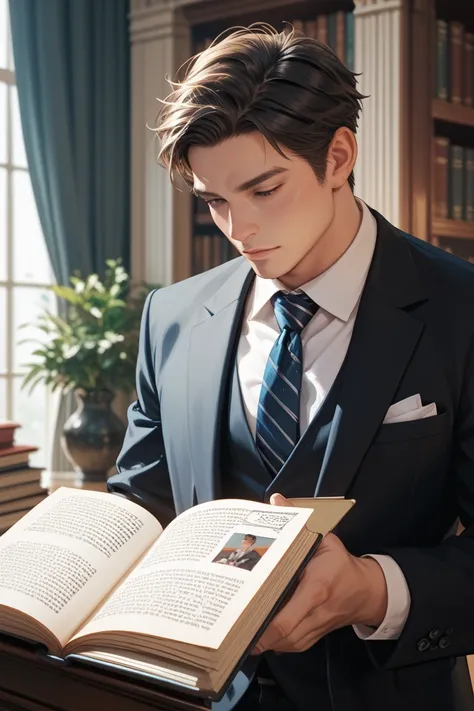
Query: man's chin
249 262 288 280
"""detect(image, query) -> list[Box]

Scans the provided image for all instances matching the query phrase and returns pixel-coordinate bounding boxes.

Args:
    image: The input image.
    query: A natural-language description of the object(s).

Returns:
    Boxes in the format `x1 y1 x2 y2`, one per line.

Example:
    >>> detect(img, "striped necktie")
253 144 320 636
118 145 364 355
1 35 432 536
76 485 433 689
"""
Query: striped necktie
255 290 318 476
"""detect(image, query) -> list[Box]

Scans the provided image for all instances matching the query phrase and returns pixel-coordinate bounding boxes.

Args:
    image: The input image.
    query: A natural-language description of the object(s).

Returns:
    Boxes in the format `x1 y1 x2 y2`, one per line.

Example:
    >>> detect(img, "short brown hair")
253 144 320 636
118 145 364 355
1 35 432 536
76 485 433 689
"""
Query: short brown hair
156 23 366 191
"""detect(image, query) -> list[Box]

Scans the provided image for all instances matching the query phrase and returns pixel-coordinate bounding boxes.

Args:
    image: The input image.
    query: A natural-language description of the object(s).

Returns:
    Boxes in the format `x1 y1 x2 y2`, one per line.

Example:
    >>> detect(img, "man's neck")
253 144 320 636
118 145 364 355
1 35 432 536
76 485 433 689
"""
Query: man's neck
279 189 363 290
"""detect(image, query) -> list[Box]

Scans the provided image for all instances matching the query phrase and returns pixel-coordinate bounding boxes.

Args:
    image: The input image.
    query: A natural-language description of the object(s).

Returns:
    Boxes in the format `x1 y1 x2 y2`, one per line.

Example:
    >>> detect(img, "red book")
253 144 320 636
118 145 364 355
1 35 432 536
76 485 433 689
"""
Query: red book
304 19 318 39
317 15 328 46
0 444 39 471
335 11 346 63
0 422 22 448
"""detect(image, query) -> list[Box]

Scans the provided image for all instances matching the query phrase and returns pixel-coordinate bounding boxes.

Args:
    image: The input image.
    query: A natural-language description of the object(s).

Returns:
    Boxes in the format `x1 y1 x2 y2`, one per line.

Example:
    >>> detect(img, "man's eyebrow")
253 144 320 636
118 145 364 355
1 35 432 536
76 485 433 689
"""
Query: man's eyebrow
192 167 289 199
236 167 289 192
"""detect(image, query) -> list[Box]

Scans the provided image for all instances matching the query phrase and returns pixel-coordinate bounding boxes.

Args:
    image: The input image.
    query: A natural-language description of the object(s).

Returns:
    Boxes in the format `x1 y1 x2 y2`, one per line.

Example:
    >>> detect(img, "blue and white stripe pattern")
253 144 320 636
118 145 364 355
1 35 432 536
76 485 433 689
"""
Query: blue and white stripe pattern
256 290 318 476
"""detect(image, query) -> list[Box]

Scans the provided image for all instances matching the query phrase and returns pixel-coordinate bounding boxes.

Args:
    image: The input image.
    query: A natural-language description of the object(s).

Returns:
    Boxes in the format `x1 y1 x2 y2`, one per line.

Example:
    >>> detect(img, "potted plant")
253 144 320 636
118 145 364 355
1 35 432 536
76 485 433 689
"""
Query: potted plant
21 259 156 481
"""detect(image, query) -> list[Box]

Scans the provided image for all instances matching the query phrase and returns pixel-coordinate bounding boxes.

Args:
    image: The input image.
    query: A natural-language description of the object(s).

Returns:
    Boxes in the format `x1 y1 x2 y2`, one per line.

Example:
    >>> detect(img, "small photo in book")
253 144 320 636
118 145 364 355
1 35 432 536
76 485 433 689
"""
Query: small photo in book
212 532 276 572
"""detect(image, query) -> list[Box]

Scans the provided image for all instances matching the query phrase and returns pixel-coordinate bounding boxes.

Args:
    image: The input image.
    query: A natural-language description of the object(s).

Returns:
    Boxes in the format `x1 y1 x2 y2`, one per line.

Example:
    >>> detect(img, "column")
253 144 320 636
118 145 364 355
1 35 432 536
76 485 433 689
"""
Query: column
353 0 410 231
129 0 192 286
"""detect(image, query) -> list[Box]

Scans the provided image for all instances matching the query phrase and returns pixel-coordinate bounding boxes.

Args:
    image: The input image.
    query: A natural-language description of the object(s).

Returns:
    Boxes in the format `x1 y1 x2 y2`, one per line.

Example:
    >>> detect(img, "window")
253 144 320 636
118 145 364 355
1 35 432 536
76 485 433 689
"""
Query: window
0 0 56 467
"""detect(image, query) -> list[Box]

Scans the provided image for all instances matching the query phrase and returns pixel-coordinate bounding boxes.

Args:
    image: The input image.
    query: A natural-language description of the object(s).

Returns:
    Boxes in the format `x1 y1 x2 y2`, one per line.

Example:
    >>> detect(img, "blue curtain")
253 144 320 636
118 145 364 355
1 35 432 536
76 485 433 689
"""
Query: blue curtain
9 0 130 283
9 0 131 471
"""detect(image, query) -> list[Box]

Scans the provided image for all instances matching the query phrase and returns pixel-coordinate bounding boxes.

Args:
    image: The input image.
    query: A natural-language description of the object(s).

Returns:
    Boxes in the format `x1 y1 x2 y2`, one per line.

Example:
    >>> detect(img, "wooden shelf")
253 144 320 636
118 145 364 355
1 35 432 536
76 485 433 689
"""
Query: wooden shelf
432 218 474 239
432 99 474 128
195 213 214 226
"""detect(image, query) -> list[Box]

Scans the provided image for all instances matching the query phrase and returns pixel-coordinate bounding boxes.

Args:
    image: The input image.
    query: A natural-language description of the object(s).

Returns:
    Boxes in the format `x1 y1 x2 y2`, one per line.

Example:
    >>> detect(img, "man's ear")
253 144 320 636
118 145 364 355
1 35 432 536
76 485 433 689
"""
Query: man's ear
325 127 357 190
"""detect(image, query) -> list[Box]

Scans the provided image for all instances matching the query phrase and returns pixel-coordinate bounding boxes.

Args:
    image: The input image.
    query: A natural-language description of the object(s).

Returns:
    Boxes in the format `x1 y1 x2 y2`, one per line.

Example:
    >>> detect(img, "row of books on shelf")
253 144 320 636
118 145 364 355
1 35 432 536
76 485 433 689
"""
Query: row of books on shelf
433 137 474 221
0 422 48 534
195 11 354 70
436 20 474 107
193 232 239 275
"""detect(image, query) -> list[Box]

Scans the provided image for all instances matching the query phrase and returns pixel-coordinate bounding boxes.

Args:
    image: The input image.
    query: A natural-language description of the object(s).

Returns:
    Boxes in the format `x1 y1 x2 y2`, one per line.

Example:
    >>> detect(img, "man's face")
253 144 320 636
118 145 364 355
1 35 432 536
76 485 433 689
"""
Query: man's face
241 537 254 550
188 132 335 284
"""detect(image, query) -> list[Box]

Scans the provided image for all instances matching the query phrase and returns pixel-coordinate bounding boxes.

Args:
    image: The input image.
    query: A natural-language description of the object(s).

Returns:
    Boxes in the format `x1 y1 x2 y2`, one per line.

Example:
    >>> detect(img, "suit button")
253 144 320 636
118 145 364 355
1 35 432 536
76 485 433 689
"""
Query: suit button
429 629 440 641
417 638 430 652
439 637 451 649
445 627 454 636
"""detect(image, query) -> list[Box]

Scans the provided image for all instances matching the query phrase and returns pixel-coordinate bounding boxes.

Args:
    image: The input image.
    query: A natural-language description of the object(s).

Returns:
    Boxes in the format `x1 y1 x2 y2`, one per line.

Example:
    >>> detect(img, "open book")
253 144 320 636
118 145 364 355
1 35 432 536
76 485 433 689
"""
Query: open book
0 488 354 700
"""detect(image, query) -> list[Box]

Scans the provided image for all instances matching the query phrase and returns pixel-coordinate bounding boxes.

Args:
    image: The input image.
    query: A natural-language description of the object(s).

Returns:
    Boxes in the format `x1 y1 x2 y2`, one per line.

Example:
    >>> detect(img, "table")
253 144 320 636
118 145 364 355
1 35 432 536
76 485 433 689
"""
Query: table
40 470 108 494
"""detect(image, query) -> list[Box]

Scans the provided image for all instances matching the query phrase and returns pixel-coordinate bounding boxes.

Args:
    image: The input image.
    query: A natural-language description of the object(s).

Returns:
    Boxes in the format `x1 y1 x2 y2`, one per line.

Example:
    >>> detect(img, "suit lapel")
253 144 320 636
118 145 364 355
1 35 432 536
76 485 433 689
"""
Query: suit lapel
315 211 428 497
188 261 254 504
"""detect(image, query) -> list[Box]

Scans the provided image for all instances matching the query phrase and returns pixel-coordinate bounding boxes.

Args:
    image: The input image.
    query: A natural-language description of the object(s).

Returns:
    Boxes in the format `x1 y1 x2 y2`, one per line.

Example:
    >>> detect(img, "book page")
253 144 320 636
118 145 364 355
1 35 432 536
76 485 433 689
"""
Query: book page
0 487 161 648
71 499 313 650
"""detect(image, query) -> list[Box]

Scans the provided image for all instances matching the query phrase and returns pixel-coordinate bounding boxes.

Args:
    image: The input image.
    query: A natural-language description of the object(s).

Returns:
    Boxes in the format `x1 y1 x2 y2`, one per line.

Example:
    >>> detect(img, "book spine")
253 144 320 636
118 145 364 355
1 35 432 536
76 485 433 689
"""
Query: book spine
317 15 328 46
465 148 474 221
450 145 464 220
449 21 463 104
291 19 304 33
433 137 449 218
345 13 355 70
214 235 223 268
464 33 474 106
304 19 318 39
335 11 346 63
202 234 213 271
436 20 448 100
327 14 337 51
193 234 203 275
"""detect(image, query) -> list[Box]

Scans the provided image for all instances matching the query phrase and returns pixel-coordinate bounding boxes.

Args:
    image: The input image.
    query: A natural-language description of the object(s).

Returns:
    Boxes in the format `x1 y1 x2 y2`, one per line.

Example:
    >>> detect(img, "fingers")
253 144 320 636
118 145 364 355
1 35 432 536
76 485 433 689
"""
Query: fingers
270 493 294 507
254 573 329 653
271 624 326 653
255 607 330 654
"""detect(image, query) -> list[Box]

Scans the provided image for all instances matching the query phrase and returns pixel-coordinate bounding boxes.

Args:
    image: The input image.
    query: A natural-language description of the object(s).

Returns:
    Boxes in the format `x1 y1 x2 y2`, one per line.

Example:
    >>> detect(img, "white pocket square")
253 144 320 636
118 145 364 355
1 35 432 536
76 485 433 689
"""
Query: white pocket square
383 394 437 424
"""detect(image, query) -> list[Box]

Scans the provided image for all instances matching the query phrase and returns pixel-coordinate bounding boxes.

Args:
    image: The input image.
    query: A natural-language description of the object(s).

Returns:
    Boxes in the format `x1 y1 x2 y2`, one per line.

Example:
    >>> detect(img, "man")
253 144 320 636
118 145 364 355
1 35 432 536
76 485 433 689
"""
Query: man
107 25 474 711
215 534 262 571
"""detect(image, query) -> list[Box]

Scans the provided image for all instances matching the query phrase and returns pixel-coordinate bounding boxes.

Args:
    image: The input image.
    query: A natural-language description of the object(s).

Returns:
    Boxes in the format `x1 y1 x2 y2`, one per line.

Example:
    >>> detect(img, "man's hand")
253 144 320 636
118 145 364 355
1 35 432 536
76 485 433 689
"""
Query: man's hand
252 493 388 654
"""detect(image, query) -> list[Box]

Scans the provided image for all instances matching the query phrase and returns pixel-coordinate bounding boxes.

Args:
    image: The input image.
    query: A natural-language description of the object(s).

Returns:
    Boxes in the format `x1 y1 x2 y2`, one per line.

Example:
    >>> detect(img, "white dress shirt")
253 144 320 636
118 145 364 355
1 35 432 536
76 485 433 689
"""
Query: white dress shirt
237 199 411 641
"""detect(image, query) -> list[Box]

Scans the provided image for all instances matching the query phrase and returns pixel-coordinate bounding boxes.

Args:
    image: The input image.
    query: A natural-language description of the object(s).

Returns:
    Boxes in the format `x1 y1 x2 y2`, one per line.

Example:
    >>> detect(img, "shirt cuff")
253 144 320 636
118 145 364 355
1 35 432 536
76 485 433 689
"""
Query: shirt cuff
353 554 411 641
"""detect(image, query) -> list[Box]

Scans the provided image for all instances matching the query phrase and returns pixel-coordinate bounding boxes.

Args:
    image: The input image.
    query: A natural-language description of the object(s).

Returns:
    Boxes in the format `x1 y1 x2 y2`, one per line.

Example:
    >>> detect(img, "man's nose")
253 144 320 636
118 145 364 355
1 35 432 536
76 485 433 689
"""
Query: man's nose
228 210 257 244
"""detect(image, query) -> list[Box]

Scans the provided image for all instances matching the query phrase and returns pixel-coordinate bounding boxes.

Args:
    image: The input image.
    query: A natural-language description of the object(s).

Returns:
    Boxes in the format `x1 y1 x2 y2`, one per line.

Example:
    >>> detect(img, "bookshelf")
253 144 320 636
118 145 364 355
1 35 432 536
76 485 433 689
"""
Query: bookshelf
432 217 474 240
432 99 474 128
411 0 474 260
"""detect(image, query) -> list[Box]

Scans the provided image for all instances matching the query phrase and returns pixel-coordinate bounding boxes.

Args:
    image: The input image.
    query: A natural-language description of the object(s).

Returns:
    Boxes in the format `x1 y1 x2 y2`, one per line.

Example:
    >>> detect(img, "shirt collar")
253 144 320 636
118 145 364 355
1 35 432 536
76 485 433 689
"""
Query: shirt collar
248 199 377 323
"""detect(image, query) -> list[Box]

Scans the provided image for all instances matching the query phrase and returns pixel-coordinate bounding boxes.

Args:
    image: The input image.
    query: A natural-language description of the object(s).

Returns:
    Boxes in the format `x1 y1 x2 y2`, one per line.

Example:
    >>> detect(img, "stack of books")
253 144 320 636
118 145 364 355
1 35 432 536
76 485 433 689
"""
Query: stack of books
0 422 48 535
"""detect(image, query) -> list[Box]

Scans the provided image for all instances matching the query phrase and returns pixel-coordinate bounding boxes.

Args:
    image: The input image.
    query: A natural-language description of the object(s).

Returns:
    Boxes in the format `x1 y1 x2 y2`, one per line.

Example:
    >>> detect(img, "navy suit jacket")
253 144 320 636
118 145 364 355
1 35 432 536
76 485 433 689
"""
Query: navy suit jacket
108 208 474 710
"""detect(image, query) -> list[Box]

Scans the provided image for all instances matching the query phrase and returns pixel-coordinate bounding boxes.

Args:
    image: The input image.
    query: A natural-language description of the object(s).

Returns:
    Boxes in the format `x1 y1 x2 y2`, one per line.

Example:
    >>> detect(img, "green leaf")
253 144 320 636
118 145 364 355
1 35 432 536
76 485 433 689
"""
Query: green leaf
21 366 43 389
42 311 72 333
26 375 46 395
89 307 102 319
20 258 157 395
51 285 83 304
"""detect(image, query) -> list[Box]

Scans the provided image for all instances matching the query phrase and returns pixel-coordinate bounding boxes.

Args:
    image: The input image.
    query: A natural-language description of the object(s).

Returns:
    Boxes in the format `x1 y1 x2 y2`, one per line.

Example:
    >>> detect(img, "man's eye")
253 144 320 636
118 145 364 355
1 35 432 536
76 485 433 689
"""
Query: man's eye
205 198 225 207
255 185 281 198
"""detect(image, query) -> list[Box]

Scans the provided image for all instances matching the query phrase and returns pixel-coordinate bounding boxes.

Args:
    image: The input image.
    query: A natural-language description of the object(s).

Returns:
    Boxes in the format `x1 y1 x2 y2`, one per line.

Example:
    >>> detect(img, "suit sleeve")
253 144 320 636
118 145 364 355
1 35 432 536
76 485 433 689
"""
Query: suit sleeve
366 334 474 669
107 289 176 526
